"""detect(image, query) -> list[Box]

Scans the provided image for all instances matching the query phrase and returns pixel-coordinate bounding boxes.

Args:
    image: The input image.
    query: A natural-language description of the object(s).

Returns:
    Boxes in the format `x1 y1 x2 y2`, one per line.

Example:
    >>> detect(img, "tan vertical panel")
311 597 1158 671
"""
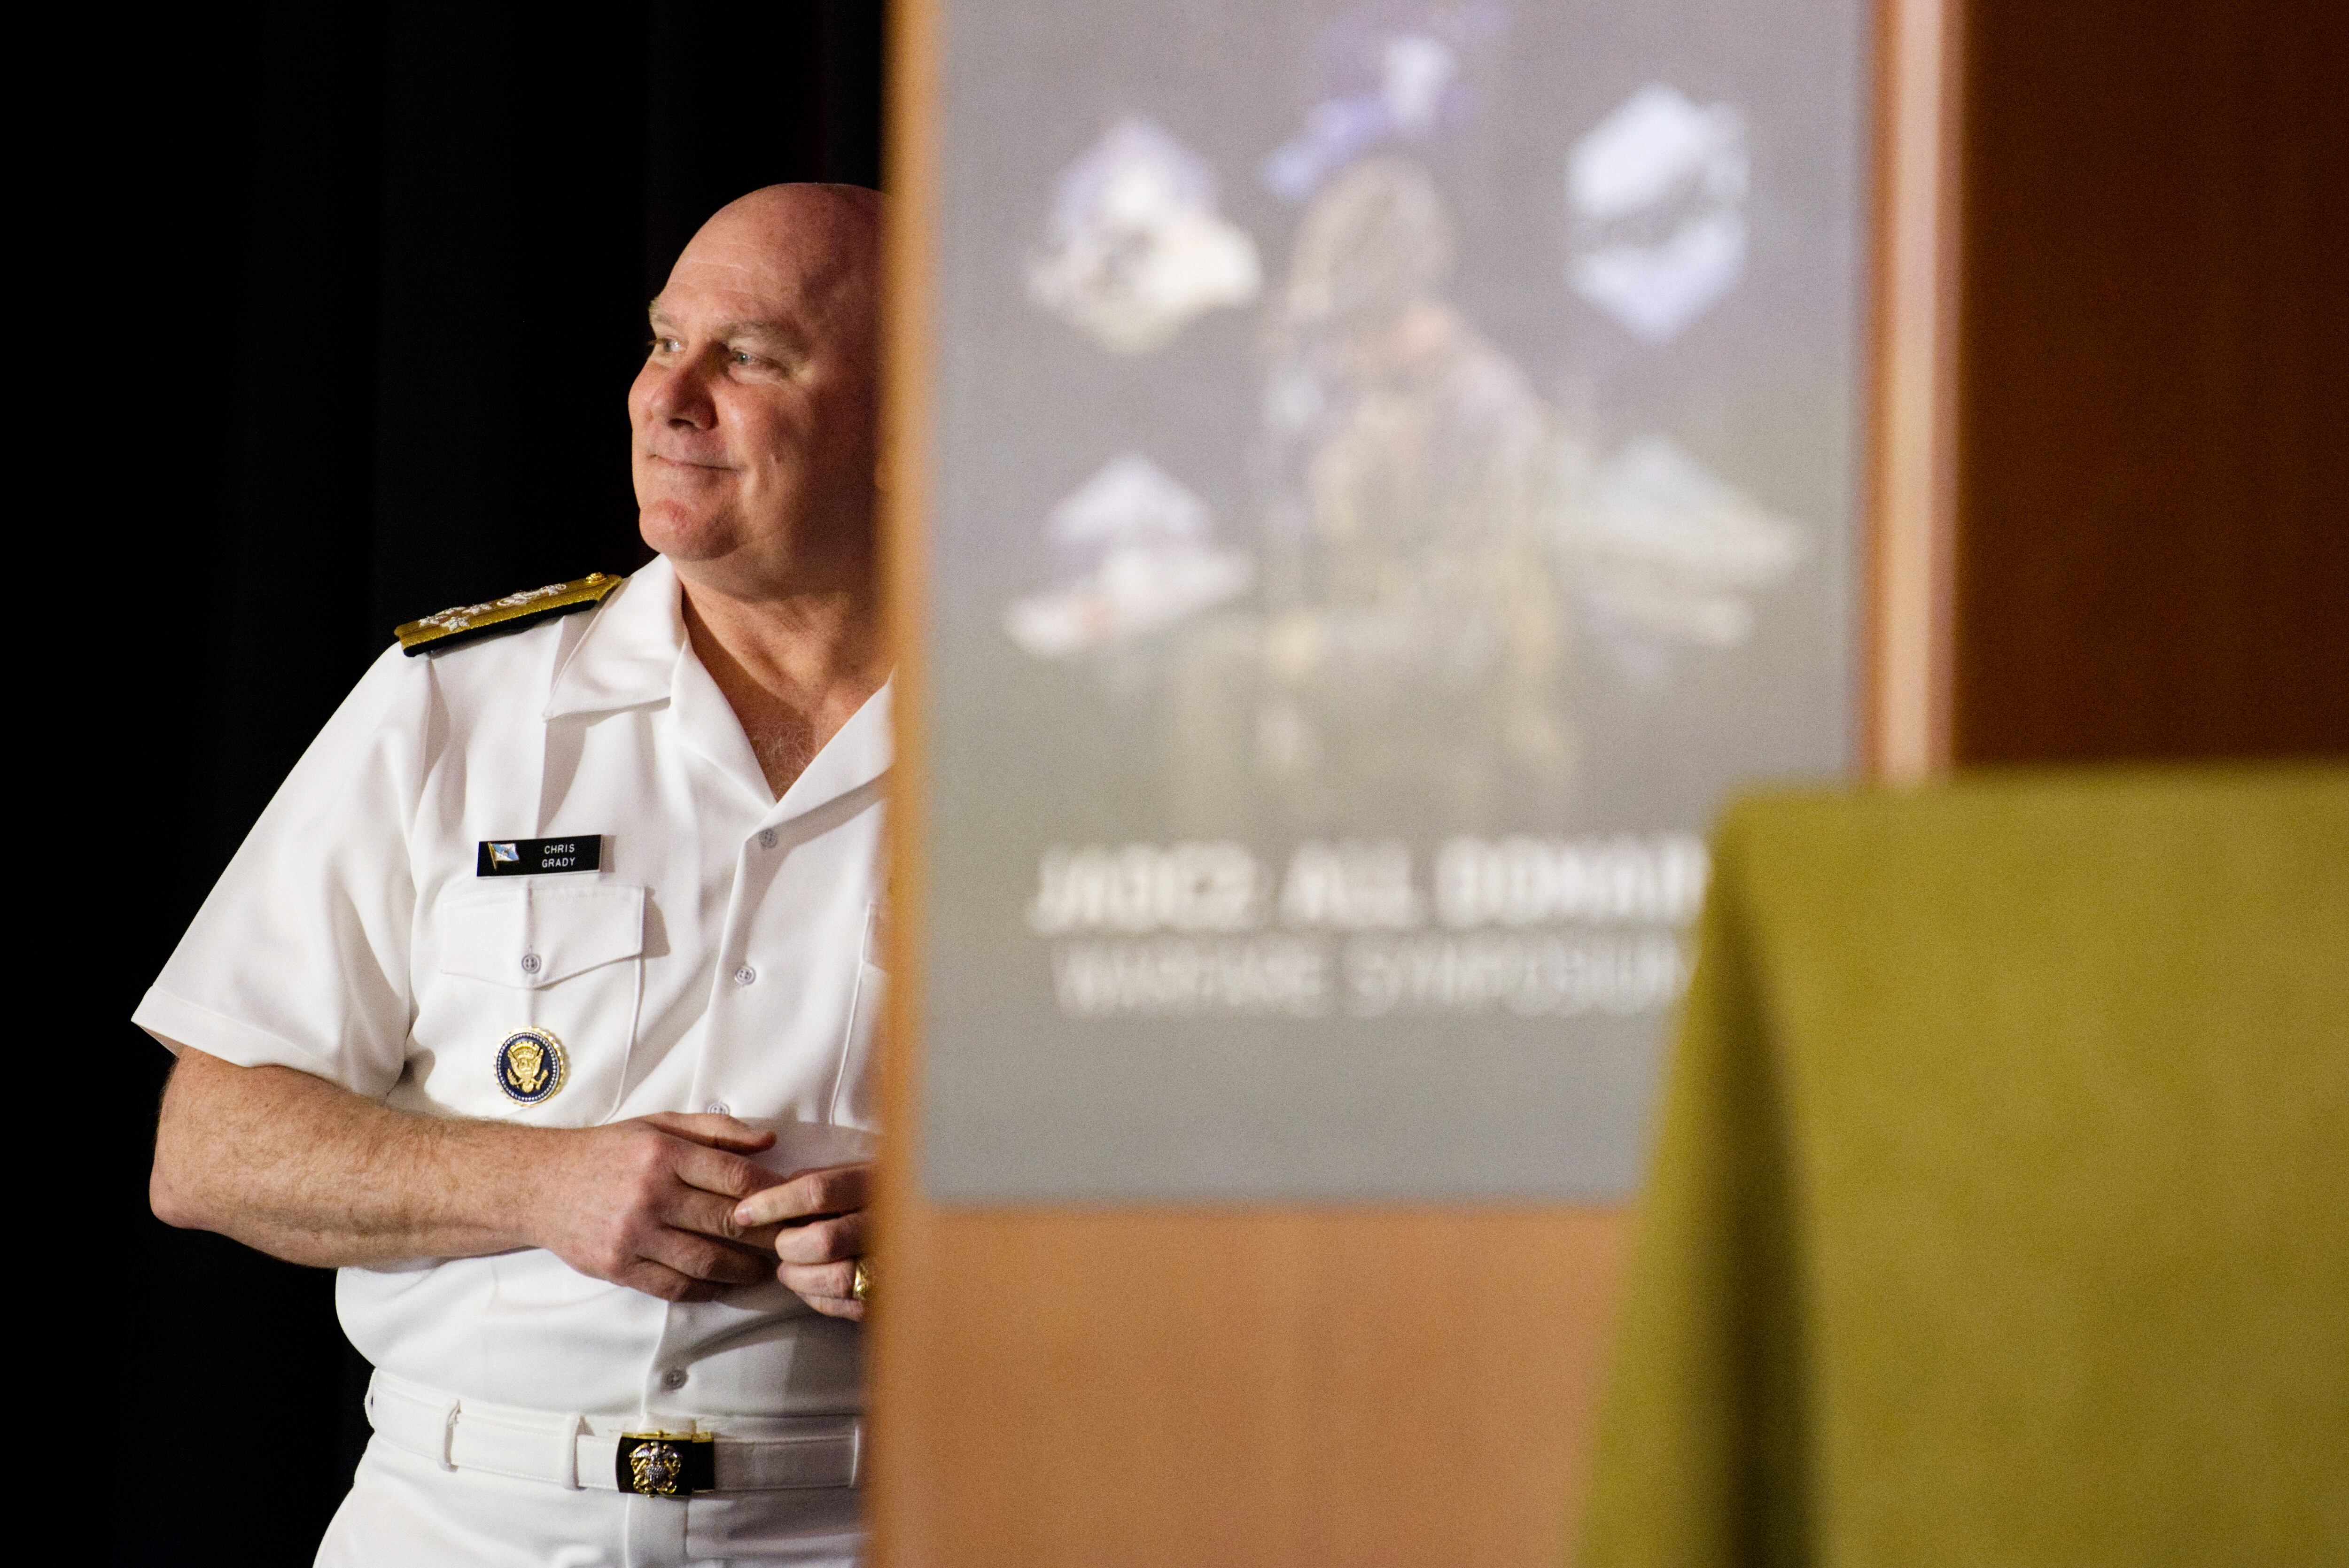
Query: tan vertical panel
1866 0 1963 781
876 1209 1630 1567
871 2 1633 1562
870 0 940 1550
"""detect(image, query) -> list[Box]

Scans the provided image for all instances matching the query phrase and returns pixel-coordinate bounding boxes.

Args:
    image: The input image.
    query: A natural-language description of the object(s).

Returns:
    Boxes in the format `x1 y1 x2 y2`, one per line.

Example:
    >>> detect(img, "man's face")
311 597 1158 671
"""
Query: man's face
629 187 880 595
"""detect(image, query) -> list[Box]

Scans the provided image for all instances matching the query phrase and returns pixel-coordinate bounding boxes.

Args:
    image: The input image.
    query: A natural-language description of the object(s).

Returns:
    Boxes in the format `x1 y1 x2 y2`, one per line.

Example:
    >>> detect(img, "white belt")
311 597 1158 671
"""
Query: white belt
365 1369 862 1494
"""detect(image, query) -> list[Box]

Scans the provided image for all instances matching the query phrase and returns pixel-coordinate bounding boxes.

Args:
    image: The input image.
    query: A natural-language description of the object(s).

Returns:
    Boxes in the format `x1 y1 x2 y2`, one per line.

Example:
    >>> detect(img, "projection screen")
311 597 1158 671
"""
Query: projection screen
918 0 1867 1200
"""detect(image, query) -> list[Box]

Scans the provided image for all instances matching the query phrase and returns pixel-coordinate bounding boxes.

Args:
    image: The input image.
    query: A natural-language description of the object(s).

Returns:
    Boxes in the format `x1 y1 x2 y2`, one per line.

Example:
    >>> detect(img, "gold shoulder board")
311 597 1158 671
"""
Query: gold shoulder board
394 572 623 657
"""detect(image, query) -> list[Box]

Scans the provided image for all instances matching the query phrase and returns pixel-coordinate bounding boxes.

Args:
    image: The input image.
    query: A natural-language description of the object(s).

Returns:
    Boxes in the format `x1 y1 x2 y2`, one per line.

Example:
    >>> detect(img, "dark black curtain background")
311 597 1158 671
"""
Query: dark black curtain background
96 6 884 1562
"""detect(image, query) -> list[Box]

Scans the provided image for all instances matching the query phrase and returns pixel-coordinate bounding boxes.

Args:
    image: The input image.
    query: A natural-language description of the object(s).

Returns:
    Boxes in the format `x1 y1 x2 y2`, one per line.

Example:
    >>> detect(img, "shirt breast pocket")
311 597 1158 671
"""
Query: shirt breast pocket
413 881 646 1125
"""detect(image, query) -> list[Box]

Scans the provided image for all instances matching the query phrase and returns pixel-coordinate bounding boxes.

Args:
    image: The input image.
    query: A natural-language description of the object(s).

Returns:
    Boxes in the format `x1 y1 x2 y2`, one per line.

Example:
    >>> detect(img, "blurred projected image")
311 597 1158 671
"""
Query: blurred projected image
1028 118 1263 354
1262 22 1480 201
1248 155 1576 817
1003 454 1254 657
1006 76 1801 817
1565 437 1802 679
1567 84 1750 343
931 0 1860 1196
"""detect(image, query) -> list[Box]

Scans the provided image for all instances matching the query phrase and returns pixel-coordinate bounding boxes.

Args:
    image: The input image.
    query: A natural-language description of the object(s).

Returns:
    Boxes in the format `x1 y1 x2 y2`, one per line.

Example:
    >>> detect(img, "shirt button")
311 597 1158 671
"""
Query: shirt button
519 951 541 976
705 1101 730 1116
734 965 757 986
661 1368 688 1390
758 828 778 850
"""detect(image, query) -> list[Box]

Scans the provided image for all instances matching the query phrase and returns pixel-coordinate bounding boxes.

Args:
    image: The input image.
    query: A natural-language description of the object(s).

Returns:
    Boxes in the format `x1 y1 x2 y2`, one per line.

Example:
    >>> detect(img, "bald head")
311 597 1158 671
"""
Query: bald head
630 183 884 600
684 183 881 325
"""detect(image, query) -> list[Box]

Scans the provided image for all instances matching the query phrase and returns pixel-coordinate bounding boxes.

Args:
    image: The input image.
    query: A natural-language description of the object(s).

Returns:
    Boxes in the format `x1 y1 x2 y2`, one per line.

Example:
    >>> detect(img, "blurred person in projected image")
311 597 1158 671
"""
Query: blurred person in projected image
1243 156 1581 825
139 185 891 1566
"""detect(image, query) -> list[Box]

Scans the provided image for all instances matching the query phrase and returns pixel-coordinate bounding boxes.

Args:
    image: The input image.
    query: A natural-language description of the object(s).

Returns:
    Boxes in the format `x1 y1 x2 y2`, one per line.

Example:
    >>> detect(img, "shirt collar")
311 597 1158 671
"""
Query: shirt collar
777 679 893 820
542 554 683 720
542 553 894 815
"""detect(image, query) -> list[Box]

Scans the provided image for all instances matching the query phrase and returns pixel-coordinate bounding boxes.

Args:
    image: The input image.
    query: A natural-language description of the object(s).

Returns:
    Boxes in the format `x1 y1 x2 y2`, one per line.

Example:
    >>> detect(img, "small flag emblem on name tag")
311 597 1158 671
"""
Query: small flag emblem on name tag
476 836 604 876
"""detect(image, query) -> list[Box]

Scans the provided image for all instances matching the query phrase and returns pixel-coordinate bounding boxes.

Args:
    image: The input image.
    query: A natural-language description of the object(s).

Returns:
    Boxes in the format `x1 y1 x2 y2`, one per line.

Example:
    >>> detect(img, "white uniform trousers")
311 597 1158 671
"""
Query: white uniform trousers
317 1373 862 1567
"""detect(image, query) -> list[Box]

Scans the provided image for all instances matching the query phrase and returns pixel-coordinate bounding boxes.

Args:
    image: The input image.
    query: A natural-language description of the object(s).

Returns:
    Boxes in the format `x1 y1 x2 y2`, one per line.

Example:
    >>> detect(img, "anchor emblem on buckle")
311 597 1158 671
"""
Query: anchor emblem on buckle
617 1430 716 1497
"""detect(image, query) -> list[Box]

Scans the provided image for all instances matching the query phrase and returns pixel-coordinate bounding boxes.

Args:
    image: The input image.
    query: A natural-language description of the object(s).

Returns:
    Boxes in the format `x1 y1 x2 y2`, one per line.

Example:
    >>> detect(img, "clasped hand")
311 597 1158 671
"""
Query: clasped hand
530 1112 870 1319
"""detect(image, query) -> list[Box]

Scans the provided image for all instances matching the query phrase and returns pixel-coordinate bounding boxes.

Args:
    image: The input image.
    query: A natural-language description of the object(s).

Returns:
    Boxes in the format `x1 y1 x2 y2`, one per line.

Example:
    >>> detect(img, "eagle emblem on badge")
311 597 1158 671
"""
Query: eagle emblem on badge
494 1027 567 1105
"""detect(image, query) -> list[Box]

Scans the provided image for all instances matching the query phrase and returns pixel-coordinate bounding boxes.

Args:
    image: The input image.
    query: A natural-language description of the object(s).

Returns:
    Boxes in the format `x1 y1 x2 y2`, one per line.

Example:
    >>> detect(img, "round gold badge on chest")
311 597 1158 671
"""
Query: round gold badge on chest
494 1027 568 1106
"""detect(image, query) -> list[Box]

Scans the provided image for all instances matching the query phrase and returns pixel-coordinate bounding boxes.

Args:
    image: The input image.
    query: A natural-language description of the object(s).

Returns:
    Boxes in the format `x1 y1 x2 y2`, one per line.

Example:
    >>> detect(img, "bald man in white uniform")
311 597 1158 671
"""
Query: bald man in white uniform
142 184 890 1567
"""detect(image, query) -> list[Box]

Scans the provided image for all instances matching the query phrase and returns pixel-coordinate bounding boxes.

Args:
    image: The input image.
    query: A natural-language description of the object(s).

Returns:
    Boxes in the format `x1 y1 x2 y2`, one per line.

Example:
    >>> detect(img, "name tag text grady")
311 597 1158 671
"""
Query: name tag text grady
476 836 605 877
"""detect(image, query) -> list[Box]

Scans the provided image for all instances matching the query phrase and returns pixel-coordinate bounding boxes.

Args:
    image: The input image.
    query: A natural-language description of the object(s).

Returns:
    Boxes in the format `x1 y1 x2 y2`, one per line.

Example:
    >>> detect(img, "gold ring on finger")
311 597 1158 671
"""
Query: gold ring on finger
851 1259 872 1303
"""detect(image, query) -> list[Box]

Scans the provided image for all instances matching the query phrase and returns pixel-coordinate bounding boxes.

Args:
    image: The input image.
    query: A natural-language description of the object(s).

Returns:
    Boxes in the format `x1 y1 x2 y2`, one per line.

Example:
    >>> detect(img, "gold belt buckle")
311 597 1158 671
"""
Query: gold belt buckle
616 1430 716 1497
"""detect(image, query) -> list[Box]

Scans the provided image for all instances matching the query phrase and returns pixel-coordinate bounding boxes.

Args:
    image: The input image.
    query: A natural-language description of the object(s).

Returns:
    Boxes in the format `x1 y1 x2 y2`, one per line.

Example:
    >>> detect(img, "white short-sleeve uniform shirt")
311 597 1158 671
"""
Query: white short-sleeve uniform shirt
134 554 887 1430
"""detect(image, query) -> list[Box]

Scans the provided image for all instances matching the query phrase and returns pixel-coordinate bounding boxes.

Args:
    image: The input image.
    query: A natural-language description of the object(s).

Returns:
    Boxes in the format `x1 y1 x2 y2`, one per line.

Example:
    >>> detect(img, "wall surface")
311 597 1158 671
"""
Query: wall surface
1953 0 2349 762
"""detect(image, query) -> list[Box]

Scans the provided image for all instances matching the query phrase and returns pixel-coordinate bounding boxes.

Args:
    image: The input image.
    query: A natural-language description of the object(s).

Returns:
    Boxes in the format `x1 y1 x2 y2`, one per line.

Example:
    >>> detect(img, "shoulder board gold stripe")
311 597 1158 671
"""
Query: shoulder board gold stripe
394 572 623 655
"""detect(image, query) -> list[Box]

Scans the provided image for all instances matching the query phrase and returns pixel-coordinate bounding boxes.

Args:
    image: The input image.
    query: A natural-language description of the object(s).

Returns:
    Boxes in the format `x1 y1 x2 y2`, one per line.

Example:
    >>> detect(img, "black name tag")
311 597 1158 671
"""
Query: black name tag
477 836 603 877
